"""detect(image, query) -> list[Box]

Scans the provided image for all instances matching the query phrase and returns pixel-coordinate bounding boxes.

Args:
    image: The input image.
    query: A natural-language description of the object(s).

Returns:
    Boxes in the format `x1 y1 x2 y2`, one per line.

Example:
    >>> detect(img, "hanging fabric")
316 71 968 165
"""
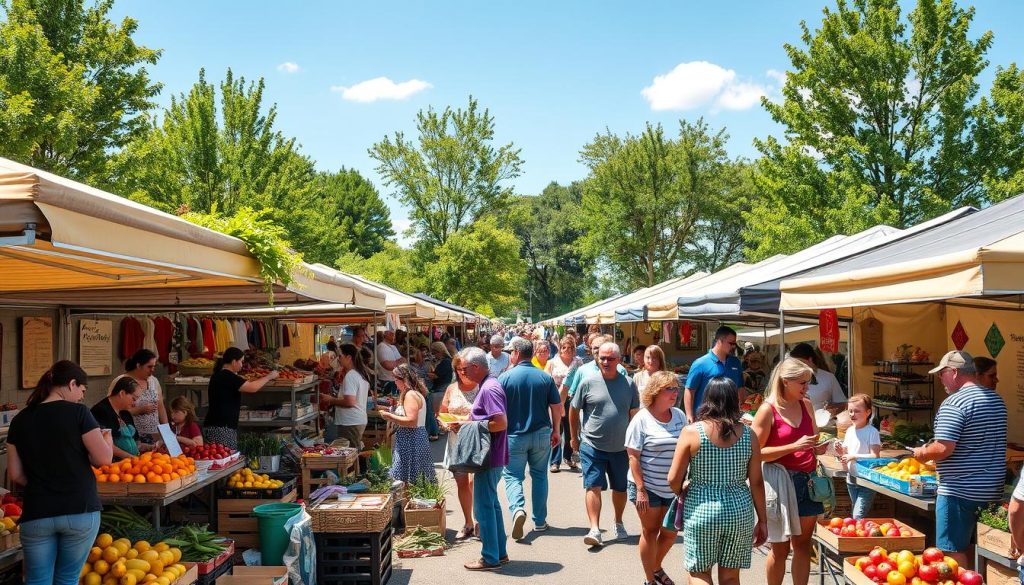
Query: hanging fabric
153 316 174 366
120 317 144 360
142 317 158 353
680 320 693 345
201 319 216 358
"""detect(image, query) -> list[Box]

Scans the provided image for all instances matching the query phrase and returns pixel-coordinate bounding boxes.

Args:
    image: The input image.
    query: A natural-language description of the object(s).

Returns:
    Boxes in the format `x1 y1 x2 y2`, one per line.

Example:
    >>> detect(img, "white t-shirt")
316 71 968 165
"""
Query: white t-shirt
335 370 370 426
624 407 687 498
1013 472 1024 502
807 369 846 411
375 342 401 382
486 352 510 378
842 424 881 477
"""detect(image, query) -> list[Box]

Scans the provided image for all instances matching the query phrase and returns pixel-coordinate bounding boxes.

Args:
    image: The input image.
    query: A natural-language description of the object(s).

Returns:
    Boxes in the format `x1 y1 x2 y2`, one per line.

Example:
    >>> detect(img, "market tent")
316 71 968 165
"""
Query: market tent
740 208 976 314
735 324 849 346
541 294 624 327
615 261 757 322
0 157 377 309
579 272 709 325
409 293 487 323
779 195 1024 311
676 226 902 322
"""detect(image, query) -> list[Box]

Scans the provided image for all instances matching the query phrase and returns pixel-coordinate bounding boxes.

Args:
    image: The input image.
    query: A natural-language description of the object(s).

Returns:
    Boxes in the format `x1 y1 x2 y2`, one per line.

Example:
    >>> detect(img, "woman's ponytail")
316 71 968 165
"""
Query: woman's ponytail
26 360 87 408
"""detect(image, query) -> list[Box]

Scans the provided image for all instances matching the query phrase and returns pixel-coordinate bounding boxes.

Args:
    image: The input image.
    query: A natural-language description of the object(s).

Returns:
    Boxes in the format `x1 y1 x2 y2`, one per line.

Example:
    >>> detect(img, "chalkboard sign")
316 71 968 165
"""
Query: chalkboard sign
859 317 884 365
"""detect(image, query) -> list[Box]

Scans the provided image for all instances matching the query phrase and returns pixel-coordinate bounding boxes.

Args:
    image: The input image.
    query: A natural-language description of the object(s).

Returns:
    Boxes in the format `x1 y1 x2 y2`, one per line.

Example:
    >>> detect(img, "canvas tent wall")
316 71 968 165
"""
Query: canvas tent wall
579 272 708 325
614 261 758 323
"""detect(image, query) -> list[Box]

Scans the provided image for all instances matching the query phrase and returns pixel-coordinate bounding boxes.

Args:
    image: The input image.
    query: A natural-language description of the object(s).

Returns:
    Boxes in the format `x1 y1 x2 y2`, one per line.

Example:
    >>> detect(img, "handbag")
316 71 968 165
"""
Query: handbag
662 484 689 531
807 462 835 505
447 421 492 475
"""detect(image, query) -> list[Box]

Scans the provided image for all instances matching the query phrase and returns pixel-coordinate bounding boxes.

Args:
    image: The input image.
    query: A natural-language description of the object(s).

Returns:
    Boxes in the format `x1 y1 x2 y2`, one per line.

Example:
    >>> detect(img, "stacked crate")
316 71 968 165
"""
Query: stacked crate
315 521 394 585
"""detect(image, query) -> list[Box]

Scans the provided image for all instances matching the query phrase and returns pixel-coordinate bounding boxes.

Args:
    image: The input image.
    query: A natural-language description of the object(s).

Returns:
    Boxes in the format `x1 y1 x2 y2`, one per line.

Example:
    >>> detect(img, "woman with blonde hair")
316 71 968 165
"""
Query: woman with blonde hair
378 364 436 484
633 345 668 393
625 371 686 585
440 355 481 539
751 358 825 585
547 335 583 472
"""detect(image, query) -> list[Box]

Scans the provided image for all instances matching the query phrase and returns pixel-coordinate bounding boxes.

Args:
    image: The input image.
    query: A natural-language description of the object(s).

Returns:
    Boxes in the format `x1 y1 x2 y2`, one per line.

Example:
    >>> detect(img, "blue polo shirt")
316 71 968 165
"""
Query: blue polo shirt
498 361 561 436
685 350 743 413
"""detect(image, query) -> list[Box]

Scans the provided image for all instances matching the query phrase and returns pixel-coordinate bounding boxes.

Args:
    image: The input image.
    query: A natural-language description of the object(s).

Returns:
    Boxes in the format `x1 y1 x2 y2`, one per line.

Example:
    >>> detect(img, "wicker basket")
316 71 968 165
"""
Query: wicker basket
178 363 214 376
310 493 393 533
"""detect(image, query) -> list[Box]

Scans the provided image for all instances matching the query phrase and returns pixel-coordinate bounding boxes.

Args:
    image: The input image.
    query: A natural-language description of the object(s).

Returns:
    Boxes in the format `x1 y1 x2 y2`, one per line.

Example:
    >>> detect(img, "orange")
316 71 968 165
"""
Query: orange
161 474 171 482
146 473 158 482
130 466 141 475
123 474 134 482
97 475 109 482
134 475 146 483
108 474 120 483
96 534 114 548
88 547 103 563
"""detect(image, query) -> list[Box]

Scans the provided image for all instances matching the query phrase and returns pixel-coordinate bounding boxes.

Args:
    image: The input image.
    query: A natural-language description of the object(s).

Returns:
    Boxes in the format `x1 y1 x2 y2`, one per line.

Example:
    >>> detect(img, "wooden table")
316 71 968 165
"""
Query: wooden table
847 476 936 511
300 453 359 499
100 459 246 530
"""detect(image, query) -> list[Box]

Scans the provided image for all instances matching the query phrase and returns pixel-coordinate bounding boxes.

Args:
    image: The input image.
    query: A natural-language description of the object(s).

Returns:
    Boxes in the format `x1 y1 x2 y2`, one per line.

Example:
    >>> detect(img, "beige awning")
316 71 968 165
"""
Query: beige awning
0 157 383 310
628 262 757 321
582 272 708 324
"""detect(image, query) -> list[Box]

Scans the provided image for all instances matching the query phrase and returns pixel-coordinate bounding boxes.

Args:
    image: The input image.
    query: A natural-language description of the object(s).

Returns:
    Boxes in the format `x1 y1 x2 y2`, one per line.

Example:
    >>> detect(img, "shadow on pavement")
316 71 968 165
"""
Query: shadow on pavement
494 560 564 577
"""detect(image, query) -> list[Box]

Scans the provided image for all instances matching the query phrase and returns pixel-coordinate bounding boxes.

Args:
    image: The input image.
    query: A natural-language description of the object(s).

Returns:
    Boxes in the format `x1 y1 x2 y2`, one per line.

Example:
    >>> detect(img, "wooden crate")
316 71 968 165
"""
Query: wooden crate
300 454 358 499
978 523 1015 559
814 518 925 553
843 557 876 585
986 560 1020 585
403 500 446 534
173 563 198 585
96 481 129 496
217 489 297 550
127 476 183 496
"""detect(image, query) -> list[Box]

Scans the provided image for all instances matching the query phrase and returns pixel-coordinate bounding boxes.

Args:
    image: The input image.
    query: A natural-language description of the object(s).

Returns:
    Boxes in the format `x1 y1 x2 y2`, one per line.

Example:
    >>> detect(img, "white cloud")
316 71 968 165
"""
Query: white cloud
642 61 776 112
277 62 300 73
331 77 432 103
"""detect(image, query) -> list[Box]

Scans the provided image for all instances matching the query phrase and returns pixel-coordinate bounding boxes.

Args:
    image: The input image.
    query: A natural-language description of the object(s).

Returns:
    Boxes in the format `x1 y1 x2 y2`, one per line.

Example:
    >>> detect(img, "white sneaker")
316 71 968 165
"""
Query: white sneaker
534 523 549 532
584 528 603 547
511 510 527 540
612 523 628 541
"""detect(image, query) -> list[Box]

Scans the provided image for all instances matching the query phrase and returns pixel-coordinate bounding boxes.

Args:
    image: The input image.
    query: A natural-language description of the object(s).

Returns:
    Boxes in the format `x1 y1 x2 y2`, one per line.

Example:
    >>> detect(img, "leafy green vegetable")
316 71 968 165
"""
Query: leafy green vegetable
407 474 446 501
978 504 1009 531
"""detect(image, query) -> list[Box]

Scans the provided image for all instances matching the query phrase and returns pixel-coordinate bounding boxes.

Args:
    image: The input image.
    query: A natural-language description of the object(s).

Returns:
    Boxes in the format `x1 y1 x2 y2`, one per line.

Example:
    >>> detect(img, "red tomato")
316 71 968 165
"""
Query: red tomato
843 517 856 526
922 548 944 564
958 570 982 585
917 564 938 583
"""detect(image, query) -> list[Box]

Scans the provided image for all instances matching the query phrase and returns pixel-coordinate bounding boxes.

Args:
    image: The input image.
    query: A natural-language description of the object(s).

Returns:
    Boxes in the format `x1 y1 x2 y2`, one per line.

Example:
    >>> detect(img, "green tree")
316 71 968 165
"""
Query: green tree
748 0 1024 258
0 0 161 184
578 119 730 288
511 182 594 320
368 96 523 250
425 216 526 316
688 160 758 273
316 168 395 259
975 64 1024 202
337 242 424 294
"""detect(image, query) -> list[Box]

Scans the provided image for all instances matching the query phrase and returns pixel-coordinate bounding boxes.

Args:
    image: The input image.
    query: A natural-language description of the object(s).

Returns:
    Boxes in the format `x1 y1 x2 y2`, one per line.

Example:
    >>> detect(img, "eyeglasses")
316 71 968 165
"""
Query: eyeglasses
665 386 680 392
598 357 617 362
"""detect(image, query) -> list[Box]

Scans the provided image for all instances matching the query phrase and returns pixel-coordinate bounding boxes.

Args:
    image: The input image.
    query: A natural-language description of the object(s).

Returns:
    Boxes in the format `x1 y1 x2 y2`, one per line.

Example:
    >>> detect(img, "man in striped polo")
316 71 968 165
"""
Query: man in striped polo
913 350 1007 565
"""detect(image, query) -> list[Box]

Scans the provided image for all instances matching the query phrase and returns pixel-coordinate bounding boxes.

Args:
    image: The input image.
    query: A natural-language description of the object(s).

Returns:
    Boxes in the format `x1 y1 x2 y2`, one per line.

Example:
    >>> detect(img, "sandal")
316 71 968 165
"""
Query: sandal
464 558 501 571
455 525 474 540
653 569 675 585
550 464 560 473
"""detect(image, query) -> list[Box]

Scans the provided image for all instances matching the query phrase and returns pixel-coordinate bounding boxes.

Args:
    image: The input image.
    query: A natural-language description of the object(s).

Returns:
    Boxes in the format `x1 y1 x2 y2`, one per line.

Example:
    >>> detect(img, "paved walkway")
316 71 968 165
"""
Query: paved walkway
387 440 799 585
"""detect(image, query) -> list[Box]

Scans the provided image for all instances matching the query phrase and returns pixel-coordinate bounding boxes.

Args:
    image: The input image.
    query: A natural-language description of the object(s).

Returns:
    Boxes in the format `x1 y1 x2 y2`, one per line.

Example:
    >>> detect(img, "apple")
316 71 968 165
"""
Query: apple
830 527 841 535
932 563 952 581
870 528 884 537
856 529 867 537
869 548 888 565
958 570 982 585
876 562 895 576
942 557 959 574
829 517 844 529
922 548 944 564
844 517 857 526
889 527 902 537
880 522 894 535
842 525 858 537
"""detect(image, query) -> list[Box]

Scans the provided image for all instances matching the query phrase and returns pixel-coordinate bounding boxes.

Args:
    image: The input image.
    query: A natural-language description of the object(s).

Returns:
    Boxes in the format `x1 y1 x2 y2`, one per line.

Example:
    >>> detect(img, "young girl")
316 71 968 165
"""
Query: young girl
835 393 881 519
169 396 204 447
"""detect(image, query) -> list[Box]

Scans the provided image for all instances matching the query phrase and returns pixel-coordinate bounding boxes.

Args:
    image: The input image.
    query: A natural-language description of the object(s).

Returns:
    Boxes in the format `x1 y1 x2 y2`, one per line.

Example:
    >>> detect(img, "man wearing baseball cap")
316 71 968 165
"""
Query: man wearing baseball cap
912 350 1006 565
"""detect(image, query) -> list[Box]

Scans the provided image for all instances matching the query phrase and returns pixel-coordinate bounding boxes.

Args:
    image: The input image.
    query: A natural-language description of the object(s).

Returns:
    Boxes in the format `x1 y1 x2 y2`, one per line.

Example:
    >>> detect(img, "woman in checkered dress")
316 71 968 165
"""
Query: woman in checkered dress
669 378 768 585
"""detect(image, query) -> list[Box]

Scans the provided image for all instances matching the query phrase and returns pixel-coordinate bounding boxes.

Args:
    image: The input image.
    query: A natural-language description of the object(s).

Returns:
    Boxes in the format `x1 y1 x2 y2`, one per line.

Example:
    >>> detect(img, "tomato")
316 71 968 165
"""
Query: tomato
869 548 888 565
896 551 916 566
916 564 938 582
887 570 907 585
876 562 895 576
922 549 944 564
897 561 917 579
864 565 879 580
830 527 842 535
942 558 958 575
843 517 856 526
855 557 873 571
889 528 902 537
958 570 982 585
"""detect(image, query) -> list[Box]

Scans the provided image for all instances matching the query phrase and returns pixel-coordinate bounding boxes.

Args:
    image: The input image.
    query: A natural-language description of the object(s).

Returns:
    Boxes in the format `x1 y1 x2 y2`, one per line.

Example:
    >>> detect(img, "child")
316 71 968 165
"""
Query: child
169 396 204 447
835 393 881 518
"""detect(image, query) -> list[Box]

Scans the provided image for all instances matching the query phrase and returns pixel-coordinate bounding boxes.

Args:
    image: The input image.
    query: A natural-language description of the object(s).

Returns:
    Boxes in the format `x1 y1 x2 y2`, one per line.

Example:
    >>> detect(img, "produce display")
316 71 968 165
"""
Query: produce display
240 365 310 382
93 453 196 484
99 508 228 564
80 533 187 585
226 468 285 490
741 393 763 414
178 357 215 368
848 546 981 585
826 517 907 538
871 457 936 481
162 525 230 562
890 423 934 448
181 443 234 461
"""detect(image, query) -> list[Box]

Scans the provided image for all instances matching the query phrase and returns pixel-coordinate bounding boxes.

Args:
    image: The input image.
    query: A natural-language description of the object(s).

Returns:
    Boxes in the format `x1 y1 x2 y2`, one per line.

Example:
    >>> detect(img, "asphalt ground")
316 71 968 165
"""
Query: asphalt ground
384 438 801 585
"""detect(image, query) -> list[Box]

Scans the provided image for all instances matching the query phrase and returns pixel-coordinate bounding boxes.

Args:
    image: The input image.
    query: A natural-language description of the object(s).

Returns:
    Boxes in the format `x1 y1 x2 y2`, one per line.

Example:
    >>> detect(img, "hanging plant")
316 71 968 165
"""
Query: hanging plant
181 206 307 304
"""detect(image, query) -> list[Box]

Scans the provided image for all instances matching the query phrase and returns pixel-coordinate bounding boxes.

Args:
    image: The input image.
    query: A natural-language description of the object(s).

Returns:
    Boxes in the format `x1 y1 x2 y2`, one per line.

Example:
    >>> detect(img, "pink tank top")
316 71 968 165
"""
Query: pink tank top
766 401 816 472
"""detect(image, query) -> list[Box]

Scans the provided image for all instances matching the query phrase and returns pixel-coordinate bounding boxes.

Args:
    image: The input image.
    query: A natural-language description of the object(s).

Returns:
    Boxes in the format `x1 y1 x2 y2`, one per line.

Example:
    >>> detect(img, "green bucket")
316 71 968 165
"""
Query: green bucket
252 503 302 566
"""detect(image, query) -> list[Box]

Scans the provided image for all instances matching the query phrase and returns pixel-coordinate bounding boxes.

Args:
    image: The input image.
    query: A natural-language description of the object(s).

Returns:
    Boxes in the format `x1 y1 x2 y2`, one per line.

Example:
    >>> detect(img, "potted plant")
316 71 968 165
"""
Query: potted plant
403 474 447 534
976 503 1013 558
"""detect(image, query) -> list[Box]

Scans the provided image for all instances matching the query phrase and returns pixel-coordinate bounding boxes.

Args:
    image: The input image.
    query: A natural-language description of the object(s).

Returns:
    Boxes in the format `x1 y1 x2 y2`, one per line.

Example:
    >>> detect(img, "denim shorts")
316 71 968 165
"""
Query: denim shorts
627 481 675 508
936 494 986 552
579 442 628 492
789 470 824 517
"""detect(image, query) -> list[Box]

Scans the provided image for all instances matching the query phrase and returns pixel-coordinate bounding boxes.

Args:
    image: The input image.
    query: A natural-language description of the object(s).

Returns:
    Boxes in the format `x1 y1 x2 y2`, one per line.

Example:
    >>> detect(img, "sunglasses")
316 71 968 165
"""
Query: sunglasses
598 356 618 362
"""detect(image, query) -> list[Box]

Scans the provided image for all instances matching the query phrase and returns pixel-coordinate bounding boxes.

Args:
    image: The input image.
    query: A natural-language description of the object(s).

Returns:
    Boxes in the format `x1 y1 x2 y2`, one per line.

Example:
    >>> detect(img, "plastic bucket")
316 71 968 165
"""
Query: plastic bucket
252 503 302 566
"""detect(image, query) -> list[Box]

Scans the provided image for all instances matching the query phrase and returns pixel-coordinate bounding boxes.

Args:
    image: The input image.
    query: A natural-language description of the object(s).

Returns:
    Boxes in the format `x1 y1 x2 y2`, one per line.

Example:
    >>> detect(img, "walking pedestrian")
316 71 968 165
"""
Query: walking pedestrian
500 337 562 540
669 377 768 585
684 326 743 424
440 356 480 540
632 345 668 394
547 336 583 472
625 371 686 585
457 347 510 571
570 342 639 548
378 364 436 485
486 334 511 377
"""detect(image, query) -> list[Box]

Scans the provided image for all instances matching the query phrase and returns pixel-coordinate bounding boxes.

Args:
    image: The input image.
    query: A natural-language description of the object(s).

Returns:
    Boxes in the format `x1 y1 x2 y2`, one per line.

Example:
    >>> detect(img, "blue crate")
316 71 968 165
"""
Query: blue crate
855 457 938 497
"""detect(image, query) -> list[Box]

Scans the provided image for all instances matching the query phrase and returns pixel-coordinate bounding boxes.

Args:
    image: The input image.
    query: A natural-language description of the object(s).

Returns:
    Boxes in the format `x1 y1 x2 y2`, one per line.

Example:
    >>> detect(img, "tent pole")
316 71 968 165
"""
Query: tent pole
58 306 72 361
779 310 786 359
847 318 856 393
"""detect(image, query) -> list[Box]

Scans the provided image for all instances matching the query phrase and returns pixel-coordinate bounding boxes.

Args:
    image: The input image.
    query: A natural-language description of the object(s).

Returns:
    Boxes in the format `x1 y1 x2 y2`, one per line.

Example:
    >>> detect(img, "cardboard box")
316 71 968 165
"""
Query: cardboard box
986 561 1020 585
814 518 925 553
978 523 1015 559
218 566 287 585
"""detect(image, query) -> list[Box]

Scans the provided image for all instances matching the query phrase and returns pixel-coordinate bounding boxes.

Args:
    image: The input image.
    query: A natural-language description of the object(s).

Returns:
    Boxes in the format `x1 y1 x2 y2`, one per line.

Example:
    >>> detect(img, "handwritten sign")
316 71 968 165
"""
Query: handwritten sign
79 319 112 376
21 317 53 388
859 317 884 365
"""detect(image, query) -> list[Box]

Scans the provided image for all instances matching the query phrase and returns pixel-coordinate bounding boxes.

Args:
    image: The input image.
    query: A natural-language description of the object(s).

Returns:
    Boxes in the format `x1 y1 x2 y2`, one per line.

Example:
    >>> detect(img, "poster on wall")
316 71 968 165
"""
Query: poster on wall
21 317 53 389
859 317 884 365
945 306 1024 443
79 319 112 376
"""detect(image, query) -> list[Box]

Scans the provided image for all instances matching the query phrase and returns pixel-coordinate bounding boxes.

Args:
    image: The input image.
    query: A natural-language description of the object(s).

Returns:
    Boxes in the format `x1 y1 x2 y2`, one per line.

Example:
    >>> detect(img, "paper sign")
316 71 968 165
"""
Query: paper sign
22 317 53 388
79 319 112 375
157 423 183 457
819 309 840 353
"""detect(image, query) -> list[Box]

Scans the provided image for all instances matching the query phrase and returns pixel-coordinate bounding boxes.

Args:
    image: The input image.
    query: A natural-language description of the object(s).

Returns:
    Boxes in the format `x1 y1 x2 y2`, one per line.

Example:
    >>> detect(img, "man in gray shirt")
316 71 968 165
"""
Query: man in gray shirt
570 342 639 547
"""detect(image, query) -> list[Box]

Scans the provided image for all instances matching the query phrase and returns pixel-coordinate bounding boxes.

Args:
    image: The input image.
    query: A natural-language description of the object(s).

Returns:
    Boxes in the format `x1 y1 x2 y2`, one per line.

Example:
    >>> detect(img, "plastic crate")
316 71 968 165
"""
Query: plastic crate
855 458 938 496
218 477 296 499
315 522 393 585
196 556 233 585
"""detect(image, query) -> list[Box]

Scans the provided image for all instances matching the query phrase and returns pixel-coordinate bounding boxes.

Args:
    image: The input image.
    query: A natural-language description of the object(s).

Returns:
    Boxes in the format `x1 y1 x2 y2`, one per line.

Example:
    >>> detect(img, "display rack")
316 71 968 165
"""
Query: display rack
171 378 320 435
871 361 935 421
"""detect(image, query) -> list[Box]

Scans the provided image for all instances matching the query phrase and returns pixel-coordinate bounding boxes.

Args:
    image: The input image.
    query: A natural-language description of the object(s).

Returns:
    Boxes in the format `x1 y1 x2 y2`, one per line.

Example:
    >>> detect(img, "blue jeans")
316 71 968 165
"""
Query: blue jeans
502 427 552 525
425 392 439 437
936 494 987 552
473 467 507 565
550 399 573 465
20 511 100 585
847 482 876 519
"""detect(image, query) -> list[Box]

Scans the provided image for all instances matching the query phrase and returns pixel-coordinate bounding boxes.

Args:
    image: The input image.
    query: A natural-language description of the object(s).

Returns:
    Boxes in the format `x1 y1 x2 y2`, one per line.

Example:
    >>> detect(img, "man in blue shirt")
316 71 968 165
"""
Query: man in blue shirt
683 325 744 423
499 337 562 541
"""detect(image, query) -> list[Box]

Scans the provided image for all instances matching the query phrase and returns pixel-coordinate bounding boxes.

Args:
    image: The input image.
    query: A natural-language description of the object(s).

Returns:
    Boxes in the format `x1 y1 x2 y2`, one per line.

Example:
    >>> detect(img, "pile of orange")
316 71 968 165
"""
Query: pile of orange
80 533 186 585
93 453 196 484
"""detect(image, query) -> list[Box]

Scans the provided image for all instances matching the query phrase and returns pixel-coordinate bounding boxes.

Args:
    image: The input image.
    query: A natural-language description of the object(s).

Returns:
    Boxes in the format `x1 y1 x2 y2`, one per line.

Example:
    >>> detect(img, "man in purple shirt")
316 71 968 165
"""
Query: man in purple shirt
458 347 509 571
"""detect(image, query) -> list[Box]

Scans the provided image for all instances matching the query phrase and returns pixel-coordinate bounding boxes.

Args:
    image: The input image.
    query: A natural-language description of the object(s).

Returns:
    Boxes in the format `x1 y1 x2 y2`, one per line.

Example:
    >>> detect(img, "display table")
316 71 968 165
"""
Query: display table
847 475 936 512
100 459 246 529
811 530 847 585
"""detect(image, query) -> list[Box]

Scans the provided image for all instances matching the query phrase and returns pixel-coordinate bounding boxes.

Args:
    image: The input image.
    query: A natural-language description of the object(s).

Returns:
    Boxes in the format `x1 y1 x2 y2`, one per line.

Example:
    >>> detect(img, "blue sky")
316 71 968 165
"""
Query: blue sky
111 1 1024 240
